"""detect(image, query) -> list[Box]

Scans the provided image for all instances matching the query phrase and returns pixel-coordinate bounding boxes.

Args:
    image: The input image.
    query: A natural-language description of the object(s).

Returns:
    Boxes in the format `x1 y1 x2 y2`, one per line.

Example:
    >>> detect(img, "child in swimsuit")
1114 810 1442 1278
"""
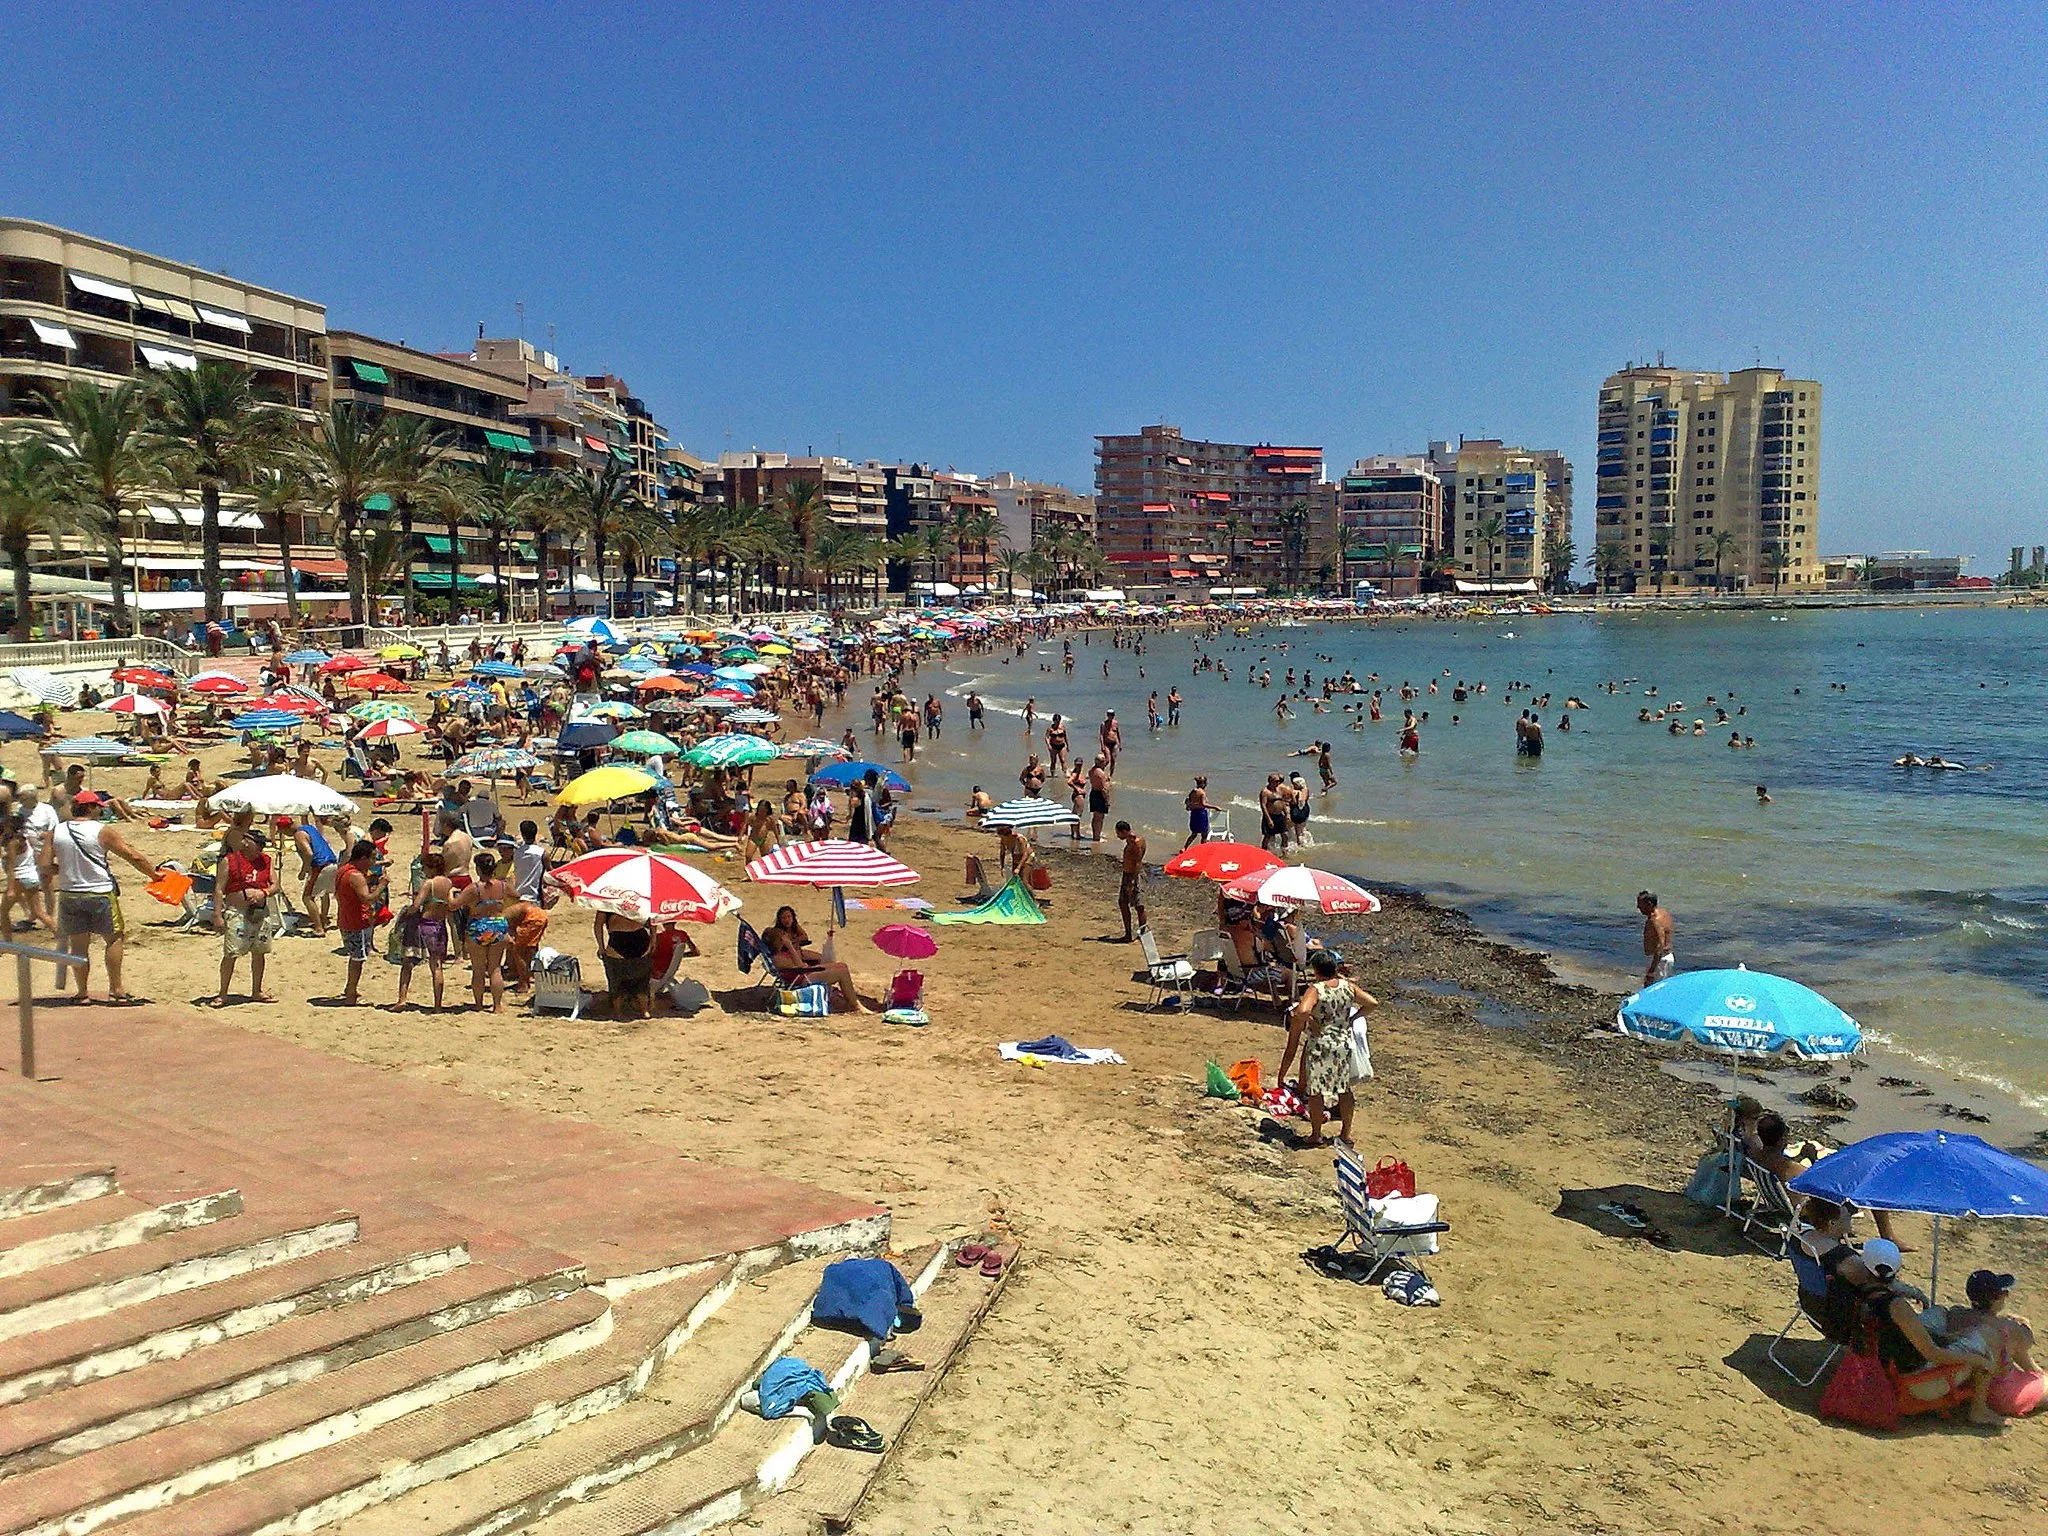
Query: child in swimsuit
458 850 512 1014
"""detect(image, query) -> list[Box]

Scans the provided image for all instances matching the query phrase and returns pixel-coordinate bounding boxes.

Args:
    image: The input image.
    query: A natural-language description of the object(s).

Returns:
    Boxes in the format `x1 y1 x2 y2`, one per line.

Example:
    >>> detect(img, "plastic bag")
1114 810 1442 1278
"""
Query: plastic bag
1226 1058 1263 1100
1204 1060 1240 1100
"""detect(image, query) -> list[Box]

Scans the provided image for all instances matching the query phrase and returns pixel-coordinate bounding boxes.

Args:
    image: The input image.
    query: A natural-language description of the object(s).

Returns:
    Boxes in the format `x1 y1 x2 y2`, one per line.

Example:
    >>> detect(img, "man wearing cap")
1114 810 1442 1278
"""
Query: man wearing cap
41 793 160 1004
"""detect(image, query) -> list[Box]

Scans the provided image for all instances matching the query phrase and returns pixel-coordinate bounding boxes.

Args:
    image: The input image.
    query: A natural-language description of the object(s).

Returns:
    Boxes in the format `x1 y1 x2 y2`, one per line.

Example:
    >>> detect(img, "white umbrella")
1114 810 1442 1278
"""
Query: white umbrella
207 775 358 818
9 668 74 708
980 796 1081 830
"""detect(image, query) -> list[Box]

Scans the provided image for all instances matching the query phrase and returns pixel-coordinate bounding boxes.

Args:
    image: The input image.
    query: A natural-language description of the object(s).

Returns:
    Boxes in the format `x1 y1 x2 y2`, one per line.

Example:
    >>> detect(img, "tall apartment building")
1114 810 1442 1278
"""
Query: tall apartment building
580 374 667 506
1441 439 1572 589
1094 424 1333 591
457 338 632 483
1337 455 1445 596
714 453 888 531
986 472 1097 556
1594 365 1821 589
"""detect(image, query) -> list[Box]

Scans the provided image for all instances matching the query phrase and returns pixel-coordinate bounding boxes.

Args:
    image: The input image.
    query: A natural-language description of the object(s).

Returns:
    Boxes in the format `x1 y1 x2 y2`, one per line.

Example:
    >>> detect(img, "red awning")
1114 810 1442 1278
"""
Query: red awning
291 558 348 577
1141 503 1173 513
583 435 608 452
1167 568 1197 578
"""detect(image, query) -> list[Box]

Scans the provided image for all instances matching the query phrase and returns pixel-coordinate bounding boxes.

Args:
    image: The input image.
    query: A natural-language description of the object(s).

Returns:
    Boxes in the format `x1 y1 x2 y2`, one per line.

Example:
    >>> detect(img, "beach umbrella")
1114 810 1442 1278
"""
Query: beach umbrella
102 695 166 717
347 672 410 694
319 653 371 674
359 717 425 741
547 848 739 923
637 675 693 694
719 646 759 662
186 673 249 696
347 700 418 723
557 718 617 749
248 693 326 716
685 733 780 770
0 711 42 740
229 709 308 733
647 697 697 716
207 775 356 818
448 746 539 779
745 840 918 888
779 737 850 760
612 729 683 756
1162 842 1283 882
557 764 657 806
677 663 719 677
377 643 423 661
1790 1131 2048 1295
979 796 1081 831
872 923 938 961
578 700 645 722
471 660 524 679
9 668 73 708
111 665 175 688
711 667 759 684
1223 865 1382 916
1615 968 1862 1060
564 616 624 645
41 736 132 759
758 642 792 656
810 760 911 792
284 648 331 666
725 708 781 726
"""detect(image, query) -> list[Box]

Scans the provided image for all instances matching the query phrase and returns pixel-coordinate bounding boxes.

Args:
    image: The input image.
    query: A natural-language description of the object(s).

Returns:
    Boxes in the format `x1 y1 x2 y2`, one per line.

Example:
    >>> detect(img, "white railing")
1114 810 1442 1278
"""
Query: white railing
0 635 200 675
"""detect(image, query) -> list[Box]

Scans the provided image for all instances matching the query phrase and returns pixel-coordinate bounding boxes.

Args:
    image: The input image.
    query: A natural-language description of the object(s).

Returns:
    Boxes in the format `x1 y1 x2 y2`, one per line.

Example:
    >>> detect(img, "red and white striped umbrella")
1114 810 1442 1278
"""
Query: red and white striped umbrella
104 695 166 716
547 848 740 922
358 716 425 740
1222 864 1382 916
744 840 919 888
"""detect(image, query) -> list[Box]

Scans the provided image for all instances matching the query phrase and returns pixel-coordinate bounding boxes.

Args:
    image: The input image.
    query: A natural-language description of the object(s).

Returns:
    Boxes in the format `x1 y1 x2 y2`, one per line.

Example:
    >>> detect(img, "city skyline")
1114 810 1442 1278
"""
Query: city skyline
6 5 2045 564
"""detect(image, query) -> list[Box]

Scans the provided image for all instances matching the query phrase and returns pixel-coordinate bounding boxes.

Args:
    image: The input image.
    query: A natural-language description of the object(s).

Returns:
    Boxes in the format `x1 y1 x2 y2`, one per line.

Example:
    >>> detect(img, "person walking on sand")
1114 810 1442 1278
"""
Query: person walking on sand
1277 949 1378 1147
1087 753 1112 845
213 824 280 1007
335 840 379 1006
1638 891 1674 985
1183 776 1212 849
1115 821 1147 942
44 793 159 1005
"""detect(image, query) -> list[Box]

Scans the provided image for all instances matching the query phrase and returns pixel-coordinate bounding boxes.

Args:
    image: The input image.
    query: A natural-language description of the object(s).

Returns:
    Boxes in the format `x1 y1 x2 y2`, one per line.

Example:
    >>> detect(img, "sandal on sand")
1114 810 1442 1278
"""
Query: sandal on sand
871 1347 926 1373
1596 1201 1647 1230
826 1416 883 1453
955 1244 988 1268
979 1250 1006 1278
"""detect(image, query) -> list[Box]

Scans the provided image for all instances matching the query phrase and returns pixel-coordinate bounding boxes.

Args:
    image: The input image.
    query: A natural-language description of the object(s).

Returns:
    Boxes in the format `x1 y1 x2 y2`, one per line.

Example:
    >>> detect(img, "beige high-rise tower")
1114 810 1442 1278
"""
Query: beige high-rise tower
1593 365 1821 591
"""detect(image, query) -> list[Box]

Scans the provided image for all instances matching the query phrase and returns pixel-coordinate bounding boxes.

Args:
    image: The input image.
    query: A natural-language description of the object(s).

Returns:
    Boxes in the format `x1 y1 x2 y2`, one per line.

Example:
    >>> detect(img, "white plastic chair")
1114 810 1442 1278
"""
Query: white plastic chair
1137 925 1194 1008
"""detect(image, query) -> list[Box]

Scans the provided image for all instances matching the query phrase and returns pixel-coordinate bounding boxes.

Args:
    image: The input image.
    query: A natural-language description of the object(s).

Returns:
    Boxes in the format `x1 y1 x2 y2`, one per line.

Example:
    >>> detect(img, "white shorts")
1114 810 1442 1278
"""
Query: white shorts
1650 953 1676 981
310 864 339 897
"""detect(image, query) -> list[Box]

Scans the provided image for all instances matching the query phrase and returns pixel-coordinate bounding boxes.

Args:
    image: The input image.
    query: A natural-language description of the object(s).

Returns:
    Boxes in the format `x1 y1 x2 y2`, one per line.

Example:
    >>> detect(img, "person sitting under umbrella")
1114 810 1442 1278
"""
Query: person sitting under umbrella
1842 1237 2007 1425
762 905 870 1015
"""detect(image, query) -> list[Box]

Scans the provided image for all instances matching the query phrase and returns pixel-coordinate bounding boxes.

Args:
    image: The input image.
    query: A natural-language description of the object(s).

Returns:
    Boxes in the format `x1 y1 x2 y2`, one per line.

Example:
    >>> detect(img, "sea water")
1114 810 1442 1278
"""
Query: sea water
896 605 2048 1110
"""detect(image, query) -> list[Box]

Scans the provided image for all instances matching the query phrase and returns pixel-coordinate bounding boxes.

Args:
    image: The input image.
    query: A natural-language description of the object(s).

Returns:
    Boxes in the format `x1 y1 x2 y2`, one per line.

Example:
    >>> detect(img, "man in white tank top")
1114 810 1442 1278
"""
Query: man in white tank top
41 792 161 1004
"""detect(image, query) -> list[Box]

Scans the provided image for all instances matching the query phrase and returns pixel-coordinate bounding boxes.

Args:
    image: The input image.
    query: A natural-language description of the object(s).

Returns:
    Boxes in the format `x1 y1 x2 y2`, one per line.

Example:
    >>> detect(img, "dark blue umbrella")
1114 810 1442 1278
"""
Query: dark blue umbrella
1790 1130 2048 1294
811 761 911 792
557 719 617 749
0 711 42 740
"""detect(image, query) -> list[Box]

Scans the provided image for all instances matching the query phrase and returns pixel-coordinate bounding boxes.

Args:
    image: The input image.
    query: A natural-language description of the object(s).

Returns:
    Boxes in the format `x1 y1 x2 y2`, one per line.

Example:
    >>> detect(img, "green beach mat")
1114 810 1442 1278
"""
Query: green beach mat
932 874 1047 926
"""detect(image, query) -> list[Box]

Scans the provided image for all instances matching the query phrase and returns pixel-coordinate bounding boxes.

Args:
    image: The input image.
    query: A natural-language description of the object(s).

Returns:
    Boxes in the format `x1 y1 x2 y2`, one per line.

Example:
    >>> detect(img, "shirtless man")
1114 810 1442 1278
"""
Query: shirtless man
1258 774 1287 852
1086 753 1112 846
1638 891 1674 985
1183 777 1211 850
1115 822 1147 943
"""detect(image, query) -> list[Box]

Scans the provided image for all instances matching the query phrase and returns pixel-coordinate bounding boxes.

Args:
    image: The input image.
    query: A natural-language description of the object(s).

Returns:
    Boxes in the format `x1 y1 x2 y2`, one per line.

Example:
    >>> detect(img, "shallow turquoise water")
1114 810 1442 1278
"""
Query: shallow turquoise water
899 605 2048 1109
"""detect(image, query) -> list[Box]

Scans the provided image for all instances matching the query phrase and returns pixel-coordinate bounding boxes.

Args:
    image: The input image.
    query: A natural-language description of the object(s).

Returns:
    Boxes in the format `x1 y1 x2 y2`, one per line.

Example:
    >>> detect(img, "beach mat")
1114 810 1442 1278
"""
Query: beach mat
932 874 1046 926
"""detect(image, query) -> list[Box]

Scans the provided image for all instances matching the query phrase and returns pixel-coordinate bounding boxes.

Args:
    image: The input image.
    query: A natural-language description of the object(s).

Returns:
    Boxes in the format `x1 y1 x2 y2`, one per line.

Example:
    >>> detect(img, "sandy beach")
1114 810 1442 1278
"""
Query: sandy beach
13 710 2045 1536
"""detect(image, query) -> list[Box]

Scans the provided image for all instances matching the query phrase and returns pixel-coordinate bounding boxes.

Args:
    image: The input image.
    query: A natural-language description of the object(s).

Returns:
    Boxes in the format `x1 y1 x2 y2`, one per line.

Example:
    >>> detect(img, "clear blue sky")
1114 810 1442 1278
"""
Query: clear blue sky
9 3 2046 564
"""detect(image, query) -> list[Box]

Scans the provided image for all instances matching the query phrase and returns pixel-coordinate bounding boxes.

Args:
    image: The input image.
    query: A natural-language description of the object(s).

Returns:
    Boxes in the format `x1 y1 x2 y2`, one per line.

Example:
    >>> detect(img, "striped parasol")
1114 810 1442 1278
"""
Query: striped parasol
359 717 426 741
471 660 524 678
547 848 739 923
447 747 539 778
9 668 74 708
779 737 850 759
577 700 645 721
980 796 1081 830
725 708 781 726
41 736 133 759
284 648 331 665
1222 864 1382 916
102 695 166 717
347 700 418 723
229 709 308 732
745 840 919 888
684 733 780 770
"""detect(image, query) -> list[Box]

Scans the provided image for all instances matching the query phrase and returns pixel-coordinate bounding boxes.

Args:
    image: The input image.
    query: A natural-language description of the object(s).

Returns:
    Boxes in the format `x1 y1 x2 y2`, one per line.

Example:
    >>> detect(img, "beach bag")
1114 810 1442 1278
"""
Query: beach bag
1366 1158 1416 1201
1204 1060 1240 1100
1348 1012 1374 1081
1026 866 1052 891
1989 1368 2045 1417
1226 1059 1262 1101
778 984 831 1017
1818 1345 1900 1431
1684 1150 1742 1210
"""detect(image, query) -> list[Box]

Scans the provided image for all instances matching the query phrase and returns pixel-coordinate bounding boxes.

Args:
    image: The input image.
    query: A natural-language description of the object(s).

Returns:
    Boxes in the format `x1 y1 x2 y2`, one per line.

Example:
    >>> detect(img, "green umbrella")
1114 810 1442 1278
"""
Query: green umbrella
612 729 683 756
683 733 780 770
348 700 419 723
718 645 759 662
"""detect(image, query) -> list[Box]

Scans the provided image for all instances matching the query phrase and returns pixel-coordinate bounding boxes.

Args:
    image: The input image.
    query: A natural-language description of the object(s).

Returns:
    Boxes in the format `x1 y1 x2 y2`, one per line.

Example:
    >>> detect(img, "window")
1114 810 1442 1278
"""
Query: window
1635 496 1644 505
1637 430 1646 439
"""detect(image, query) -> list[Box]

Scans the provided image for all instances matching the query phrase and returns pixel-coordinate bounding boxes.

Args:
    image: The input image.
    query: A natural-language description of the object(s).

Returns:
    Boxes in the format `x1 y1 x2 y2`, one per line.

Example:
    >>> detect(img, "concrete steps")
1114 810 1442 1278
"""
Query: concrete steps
0 1173 119 1224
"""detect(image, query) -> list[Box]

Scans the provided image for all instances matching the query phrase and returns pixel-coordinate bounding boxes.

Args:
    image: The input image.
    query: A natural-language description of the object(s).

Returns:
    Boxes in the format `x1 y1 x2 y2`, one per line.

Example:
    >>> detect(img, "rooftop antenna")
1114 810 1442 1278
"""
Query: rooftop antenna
1656 349 1665 368
515 301 525 340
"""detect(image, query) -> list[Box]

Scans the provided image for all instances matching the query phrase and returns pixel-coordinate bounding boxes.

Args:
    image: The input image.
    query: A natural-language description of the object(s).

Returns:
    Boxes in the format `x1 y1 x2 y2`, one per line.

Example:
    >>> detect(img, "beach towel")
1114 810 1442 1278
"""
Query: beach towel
812 1258 915 1343
1000 1036 1125 1065
932 875 1046 926
777 984 831 1017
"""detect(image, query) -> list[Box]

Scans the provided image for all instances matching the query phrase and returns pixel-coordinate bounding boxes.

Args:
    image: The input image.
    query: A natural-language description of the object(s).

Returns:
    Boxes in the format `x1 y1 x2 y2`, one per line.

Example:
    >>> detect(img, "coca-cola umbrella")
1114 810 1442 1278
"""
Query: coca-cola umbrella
547 848 739 923
1221 865 1382 916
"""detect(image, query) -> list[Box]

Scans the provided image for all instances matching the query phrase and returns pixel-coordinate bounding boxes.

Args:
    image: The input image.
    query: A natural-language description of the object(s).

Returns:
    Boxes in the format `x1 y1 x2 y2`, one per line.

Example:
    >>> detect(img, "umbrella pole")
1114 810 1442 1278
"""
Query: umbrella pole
1930 1214 1942 1302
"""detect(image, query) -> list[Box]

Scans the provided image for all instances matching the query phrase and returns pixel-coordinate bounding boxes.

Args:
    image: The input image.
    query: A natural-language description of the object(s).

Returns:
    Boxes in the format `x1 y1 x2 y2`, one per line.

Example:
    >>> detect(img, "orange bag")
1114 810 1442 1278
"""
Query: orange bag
143 869 193 907
1226 1059 1262 1100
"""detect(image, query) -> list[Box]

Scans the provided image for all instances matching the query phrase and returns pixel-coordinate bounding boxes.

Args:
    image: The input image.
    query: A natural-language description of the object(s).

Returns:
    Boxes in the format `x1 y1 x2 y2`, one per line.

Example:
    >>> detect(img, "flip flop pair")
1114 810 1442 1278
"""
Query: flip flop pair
826 1415 884 1453
954 1244 1006 1278
1596 1201 1675 1250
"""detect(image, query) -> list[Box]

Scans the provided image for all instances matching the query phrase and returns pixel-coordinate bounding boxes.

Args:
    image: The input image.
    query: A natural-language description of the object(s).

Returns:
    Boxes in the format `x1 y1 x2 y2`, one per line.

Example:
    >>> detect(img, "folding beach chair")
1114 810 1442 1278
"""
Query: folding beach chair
1332 1144 1450 1280
530 953 588 1019
1740 1165 1800 1259
963 853 997 903
1767 1247 1850 1387
1217 945 1288 1014
1137 925 1194 1008
1187 928 1228 997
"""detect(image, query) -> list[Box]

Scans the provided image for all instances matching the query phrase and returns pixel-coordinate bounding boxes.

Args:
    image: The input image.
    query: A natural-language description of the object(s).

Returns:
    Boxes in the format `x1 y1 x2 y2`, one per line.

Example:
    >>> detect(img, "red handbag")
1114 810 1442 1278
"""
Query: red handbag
1365 1158 1416 1200
1818 1345 1899 1431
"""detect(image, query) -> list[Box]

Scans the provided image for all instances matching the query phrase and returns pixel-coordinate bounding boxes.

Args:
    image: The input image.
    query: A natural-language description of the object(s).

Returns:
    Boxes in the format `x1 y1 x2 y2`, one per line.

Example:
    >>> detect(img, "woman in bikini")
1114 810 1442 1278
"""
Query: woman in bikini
761 905 869 1014
394 848 453 1011
456 850 512 1013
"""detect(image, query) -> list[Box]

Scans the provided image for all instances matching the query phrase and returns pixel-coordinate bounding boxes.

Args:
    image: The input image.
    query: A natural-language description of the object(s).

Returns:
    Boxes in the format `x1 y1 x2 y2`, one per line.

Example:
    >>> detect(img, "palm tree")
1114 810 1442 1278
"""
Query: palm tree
0 437 72 641
776 479 828 604
44 379 156 638
1648 535 1670 595
1589 541 1629 594
1279 501 1310 592
1473 513 1506 588
1221 512 1247 586
1542 532 1577 595
245 463 319 627
994 541 1031 601
458 449 544 622
916 523 956 598
564 460 639 617
811 524 880 610
1705 528 1740 592
953 507 1001 594
305 403 395 628
1765 544 1793 593
143 359 286 628
519 475 572 623
610 504 668 619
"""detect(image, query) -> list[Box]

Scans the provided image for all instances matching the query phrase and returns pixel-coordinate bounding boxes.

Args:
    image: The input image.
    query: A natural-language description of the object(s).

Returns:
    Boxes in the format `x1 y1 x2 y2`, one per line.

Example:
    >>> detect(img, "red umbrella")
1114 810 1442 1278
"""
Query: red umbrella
111 666 174 688
347 672 411 694
318 654 371 674
1222 865 1381 916
249 693 325 716
358 717 425 740
104 694 166 716
872 923 938 960
186 675 249 696
1162 842 1285 882
547 848 739 923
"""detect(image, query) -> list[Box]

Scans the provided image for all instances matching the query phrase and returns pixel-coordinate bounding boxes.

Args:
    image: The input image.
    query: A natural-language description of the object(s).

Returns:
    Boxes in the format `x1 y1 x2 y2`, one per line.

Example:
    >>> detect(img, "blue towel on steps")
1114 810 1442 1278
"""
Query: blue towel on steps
757 1356 829 1419
811 1257 914 1342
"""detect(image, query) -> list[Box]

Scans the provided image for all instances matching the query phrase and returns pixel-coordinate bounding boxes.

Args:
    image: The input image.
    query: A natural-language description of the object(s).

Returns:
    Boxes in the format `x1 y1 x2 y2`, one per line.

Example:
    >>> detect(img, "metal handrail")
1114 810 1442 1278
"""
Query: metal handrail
3 937 80 1080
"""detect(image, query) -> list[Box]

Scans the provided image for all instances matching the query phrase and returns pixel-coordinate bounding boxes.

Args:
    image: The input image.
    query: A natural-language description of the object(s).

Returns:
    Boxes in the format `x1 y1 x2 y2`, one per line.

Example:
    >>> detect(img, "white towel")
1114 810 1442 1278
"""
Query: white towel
998 1042 1126 1065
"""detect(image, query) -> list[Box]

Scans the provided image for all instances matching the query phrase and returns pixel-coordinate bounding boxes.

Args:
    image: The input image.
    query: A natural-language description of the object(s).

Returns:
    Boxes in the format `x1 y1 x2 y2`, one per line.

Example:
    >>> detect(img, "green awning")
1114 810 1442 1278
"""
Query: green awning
1347 546 1389 561
1396 544 1424 557
424 535 454 554
610 446 632 465
362 493 392 512
516 543 537 561
484 430 532 453
347 360 390 385
412 571 486 591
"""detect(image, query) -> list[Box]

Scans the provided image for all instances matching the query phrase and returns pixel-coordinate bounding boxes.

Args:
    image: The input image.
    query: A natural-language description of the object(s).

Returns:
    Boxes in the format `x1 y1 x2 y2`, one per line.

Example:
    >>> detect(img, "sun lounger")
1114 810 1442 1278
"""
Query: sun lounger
1137 924 1194 1008
1333 1144 1450 1281
963 853 996 902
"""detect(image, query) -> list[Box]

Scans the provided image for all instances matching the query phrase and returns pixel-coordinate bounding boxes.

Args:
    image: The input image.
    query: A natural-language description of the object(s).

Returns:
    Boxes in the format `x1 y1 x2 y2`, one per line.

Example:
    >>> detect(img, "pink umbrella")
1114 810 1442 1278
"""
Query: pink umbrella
745 840 918 888
872 923 938 961
1223 865 1382 916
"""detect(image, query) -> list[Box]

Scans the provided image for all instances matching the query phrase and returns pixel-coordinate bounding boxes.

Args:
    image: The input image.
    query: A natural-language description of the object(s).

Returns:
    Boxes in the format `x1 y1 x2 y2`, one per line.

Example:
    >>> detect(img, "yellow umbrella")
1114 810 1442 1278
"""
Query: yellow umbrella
378 643 423 660
556 764 658 806
758 642 792 655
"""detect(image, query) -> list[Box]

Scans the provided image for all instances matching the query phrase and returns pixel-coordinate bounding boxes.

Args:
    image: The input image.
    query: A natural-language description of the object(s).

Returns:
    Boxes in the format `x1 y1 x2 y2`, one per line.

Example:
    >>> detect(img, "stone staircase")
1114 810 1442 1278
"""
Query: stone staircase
0 1010 1008 1536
